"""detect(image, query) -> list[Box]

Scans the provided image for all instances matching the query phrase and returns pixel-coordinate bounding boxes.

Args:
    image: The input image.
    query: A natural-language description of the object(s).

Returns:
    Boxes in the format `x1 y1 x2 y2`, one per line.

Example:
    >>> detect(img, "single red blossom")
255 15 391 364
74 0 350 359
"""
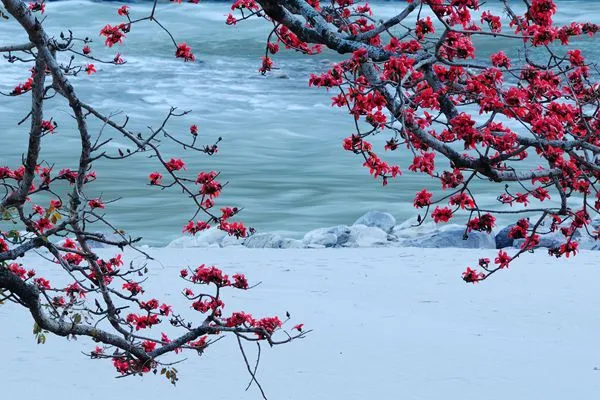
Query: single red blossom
113 53 125 64
0 238 8 253
190 124 198 135
122 282 144 295
159 303 172 316
82 45 91 55
415 17 434 39
88 198 105 209
141 340 156 353
232 273 248 289
189 336 207 349
449 193 475 209
85 64 96 75
35 217 54 233
117 5 129 16
34 277 51 290
149 172 163 185
293 323 304 332
65 282 86 298
413 189 433 208
259 56 273 74
490 51 511 68
28 1 45 13
494 250 511 268
175 43 195 62
462 267 485 283
432 206 453 223
226 14 237 25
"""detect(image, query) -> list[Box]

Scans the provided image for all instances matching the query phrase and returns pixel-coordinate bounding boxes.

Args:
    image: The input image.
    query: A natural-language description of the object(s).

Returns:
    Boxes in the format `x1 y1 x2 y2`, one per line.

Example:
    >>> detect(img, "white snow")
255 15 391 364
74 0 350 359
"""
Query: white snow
1 247 600 399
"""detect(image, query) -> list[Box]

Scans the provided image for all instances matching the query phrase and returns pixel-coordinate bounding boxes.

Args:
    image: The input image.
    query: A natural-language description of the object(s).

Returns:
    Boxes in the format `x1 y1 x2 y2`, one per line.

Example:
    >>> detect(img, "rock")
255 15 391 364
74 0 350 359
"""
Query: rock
280 238 304 249
220 234 245 247
347 224 389 247
353 211 396 233
167 228 226 248
495 225 515 249
392 218 439 239
303 225 351 247
512 229 582 250
401 226 495 249
513 235 563 250
243 233 287 249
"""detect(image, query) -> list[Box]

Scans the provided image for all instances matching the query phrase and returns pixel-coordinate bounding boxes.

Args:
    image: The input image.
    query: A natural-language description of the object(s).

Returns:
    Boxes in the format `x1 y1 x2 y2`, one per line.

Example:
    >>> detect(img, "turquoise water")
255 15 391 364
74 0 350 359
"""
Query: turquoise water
1 1 598 245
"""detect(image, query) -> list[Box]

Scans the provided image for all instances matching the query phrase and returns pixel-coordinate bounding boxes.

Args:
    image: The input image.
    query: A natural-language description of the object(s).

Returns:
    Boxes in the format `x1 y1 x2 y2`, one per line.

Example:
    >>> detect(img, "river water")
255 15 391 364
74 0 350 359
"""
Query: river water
1 0 598 245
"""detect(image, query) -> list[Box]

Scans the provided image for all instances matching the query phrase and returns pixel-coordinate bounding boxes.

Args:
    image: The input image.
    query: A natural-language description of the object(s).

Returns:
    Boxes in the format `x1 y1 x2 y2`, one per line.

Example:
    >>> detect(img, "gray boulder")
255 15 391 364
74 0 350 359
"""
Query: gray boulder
495 225 515 249
513 235 563 250
347 224 389 247
167 228 226 248
243 233 287 248
353 211 396 233
303 225 351 247
401 226 495 249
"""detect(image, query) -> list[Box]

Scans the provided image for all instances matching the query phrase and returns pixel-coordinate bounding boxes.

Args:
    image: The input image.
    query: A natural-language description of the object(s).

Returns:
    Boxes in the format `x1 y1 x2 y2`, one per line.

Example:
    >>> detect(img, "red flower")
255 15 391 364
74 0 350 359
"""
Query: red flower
259 56 273 74
462 267 484 283
449 193 474 209
82 46 91 55
293 323 304 332
408 153 435 175
141 340 156 353
183 220 210 235
413 189 432 208
122 282 144 295
165 158 186 172
415 17 434 39
88 198 105 209
226 14 237 25
490 51 511 68
175 43 195 62
85 64 96 75
232 273 248 289
190 124 198 135
431 206 453 223
28 1 45 13
494 250 511 268
149 172 163 185
117 5 129 16
100 25 126 47
35 217 54 233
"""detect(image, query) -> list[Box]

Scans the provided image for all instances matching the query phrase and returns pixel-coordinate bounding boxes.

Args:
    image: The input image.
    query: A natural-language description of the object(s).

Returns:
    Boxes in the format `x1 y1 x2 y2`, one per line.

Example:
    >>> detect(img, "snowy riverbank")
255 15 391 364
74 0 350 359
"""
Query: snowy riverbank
2 246 600 399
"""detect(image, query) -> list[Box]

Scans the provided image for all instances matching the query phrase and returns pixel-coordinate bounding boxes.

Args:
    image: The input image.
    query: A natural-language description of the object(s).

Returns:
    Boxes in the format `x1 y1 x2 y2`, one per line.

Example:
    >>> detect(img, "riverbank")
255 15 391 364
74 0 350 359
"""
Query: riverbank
1 246 599 399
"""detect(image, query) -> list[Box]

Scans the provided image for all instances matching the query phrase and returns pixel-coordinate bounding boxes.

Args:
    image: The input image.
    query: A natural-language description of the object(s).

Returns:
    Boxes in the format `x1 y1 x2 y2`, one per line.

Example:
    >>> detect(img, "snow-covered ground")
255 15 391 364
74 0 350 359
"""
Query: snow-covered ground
2 247 600 399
